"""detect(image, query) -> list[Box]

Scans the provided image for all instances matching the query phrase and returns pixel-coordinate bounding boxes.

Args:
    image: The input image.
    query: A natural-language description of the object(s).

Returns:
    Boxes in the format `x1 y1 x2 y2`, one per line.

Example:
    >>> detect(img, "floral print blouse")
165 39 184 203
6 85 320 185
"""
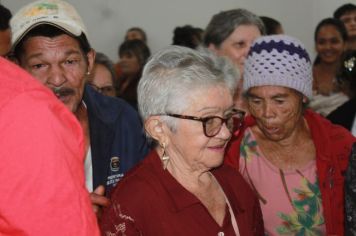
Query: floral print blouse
239 128 326 236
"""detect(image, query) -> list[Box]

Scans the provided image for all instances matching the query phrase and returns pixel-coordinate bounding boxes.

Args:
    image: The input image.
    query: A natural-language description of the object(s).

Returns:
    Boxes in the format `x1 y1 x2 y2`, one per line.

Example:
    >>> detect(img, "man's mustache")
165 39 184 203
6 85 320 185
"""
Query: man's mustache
52 87 75 97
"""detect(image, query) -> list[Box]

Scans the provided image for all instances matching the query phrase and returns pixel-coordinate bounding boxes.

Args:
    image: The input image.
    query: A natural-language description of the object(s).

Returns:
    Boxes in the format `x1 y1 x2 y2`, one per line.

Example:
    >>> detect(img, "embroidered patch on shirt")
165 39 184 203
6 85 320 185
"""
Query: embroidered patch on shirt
110 156 120 172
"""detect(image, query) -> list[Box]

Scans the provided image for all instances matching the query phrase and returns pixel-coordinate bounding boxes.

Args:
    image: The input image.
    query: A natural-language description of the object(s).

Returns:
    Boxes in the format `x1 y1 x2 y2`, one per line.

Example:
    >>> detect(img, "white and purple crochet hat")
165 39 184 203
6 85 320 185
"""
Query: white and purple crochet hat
243 35 313 99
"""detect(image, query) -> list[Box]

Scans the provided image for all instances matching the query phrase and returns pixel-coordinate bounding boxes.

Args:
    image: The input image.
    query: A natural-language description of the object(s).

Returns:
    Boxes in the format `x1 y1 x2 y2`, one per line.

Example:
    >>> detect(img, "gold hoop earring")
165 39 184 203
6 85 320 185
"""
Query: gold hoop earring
161 143 170 170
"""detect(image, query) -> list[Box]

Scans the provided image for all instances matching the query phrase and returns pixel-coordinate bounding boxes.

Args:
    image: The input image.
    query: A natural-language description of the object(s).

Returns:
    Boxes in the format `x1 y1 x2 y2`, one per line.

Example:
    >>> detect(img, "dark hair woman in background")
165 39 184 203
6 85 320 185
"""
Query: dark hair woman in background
116 39 150 109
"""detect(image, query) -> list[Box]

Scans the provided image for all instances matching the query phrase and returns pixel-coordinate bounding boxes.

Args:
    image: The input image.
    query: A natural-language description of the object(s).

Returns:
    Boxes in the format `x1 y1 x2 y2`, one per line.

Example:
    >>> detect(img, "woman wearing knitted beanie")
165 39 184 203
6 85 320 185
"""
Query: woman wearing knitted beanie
225 35 356 236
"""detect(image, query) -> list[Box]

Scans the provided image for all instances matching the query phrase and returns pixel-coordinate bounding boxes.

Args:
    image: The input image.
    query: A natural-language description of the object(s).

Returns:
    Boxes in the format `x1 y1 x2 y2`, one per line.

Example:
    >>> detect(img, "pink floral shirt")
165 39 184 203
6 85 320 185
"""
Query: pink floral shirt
239 128 326 236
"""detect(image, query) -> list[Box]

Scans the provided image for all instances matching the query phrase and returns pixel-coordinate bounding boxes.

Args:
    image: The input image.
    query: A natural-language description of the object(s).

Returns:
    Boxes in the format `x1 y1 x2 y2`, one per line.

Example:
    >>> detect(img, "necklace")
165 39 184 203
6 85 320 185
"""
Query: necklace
279 168 312 211
243 152 315 209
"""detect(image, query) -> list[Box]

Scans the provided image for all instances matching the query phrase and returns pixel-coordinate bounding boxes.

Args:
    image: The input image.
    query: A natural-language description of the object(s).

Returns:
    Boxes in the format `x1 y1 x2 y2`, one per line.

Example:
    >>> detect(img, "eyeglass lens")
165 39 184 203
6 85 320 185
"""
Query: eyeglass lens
204 114 243 137
89 83 115 95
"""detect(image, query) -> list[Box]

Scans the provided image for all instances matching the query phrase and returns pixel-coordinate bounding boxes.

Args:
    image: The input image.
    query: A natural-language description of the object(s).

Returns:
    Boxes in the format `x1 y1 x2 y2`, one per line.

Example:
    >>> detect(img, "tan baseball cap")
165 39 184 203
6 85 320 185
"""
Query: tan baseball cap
10 0 88 49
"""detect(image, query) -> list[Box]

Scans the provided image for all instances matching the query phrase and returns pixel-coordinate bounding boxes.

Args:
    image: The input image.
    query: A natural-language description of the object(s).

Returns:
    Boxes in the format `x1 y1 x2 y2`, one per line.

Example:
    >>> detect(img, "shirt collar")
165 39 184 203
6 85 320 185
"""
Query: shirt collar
149 150 201 212
148 150 245 214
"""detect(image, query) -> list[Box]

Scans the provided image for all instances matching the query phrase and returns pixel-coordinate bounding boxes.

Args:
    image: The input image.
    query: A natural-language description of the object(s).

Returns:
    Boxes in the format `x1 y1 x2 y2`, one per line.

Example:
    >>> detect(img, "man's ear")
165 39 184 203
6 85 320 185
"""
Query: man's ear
144 116 168 145
208 43 218 54
86 49 96 74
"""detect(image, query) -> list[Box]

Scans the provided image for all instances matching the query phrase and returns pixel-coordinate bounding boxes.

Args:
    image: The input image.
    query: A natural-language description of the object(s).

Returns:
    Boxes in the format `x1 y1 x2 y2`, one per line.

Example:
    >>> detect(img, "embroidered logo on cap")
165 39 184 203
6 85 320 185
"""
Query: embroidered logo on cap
23 3 59 17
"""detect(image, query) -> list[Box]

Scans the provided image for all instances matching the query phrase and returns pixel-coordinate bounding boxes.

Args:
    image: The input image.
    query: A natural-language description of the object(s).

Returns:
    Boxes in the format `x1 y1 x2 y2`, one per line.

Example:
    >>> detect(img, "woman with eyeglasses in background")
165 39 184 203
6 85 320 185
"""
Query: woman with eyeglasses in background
100 46 264 236
87 52 117 97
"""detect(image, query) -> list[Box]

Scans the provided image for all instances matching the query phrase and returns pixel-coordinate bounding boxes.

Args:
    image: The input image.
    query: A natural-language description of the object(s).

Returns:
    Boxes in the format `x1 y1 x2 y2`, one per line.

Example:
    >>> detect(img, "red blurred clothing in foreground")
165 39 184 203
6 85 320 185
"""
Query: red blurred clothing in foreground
0 57 99 235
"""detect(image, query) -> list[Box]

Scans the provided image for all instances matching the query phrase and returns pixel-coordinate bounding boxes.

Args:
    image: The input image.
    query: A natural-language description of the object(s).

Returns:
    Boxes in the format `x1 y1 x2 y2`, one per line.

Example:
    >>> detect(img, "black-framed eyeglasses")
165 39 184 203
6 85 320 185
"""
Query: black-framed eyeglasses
88 83 116 96
160 109 245 137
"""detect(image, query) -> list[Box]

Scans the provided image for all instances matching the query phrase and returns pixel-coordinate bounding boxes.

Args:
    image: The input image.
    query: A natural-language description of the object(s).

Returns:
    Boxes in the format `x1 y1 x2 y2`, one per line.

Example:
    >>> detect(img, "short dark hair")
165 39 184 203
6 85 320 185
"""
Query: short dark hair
314 18 348 43
14 24 91 60
172 25 203 49
94 52 117 83
119 39 150 66
260 16 282 35
125 27 147 43
333 3 356 19
0 4 12 30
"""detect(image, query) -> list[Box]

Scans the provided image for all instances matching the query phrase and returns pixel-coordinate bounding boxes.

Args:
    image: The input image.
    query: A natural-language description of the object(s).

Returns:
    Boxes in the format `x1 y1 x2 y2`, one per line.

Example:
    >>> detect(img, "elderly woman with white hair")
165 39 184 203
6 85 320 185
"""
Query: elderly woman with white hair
100 46 264 235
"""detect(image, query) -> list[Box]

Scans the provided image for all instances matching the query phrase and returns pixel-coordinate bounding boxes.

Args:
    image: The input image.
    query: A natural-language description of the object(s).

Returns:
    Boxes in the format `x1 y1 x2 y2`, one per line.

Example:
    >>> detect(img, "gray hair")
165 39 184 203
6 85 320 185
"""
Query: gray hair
203 8 265 48
138 45 239 135
93 52 117 83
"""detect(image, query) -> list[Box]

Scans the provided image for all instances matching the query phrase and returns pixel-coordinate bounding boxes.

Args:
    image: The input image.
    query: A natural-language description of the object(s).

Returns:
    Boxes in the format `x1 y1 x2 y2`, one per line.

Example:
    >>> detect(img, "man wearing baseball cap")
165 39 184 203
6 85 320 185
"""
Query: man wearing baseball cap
10 0 149 217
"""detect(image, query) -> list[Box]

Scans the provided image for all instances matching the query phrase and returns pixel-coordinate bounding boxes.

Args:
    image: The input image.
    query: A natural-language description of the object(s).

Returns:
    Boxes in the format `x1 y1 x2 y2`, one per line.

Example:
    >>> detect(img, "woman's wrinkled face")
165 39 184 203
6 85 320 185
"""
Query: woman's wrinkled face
247 86 304 142
88 64 116 97
165 86 235 172
315 25 345 64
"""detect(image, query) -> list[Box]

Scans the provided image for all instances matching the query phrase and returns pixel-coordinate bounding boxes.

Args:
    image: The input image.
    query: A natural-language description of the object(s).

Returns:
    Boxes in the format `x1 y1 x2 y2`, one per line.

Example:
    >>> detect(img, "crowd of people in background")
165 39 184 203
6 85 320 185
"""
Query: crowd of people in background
0 0 356 235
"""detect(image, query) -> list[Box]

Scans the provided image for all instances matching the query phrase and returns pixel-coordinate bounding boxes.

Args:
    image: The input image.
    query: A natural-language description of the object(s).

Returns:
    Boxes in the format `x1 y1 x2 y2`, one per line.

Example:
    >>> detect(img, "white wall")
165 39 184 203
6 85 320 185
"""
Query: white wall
2 0 351 62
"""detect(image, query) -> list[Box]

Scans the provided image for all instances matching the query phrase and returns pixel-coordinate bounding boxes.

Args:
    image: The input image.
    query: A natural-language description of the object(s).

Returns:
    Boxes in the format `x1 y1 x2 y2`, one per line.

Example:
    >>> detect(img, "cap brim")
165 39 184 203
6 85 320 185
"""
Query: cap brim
12 21 83 51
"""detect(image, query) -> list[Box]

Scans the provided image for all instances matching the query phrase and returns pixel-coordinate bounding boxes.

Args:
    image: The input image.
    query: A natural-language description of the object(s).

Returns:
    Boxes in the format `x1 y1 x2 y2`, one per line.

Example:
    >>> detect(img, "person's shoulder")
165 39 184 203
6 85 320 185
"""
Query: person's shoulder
0 58 53 107
327 99 356 125
309 109 355 140
0 59 77 131
213 164 258 205
84 85 141 123
112 96 140 119
307 110 355 165
109 155 158 202
216 164 239 175
329 99 356 116
214 164 251 189
307 109 349 130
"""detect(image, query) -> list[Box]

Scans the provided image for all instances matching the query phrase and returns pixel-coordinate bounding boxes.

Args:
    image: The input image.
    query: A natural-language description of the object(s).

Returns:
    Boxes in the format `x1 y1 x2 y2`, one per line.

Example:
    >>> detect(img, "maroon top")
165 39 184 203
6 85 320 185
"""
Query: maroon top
100 150 264 236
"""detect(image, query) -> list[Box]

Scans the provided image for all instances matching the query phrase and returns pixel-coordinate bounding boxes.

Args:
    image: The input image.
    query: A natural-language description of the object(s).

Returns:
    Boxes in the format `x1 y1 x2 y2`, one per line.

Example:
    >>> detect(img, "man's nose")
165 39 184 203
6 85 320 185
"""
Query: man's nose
46 66 67 87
